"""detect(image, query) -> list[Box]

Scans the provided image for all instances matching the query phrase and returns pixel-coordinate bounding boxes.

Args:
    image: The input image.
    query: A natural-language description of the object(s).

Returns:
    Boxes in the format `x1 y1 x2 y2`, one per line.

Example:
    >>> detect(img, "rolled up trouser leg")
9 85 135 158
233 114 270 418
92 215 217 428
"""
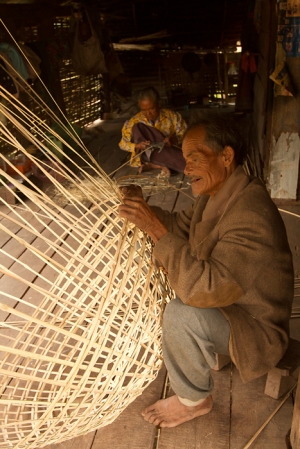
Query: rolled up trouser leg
162 297 230 402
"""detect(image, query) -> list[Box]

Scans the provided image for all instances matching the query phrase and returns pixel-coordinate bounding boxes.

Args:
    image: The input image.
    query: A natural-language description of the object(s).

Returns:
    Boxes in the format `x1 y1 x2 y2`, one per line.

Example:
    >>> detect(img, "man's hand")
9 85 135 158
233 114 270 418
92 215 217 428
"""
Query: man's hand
120 185 143 198
135 141 150 152
119 193 168 244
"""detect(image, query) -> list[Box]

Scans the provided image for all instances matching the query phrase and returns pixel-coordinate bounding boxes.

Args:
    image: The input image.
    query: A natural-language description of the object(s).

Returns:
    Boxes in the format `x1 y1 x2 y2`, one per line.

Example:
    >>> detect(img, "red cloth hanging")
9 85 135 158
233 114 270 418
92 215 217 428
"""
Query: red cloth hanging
241 52 257 73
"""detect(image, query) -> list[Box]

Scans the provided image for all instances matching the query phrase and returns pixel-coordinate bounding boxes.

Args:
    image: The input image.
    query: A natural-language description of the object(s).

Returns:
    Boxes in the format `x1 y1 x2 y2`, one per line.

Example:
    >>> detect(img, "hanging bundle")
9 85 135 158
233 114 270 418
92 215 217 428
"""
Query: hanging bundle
0 23 173 449
71 9 107 76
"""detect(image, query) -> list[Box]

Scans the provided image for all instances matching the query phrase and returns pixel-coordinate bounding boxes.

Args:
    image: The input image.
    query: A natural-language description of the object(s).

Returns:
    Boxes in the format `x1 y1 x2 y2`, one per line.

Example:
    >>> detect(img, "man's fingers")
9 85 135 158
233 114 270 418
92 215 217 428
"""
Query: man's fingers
122 196 143 207
118 204 136 218
120 184 143 198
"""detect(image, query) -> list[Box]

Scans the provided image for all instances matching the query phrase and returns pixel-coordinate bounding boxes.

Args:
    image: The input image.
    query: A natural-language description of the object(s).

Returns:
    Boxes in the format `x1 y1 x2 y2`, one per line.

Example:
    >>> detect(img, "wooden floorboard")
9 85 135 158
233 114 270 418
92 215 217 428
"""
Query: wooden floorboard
92 367 166 449
173 176 194 212
0 201 40 248
147 173 185 212
230 368 293 449
0 205 86 322
0 204 52 279
43 428 96 449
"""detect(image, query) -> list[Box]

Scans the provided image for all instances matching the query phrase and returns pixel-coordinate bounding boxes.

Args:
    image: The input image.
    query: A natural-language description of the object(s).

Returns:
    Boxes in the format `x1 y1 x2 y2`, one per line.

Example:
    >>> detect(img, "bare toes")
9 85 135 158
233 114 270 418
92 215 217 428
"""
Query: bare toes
146 414 158 424
159 420 168 428
153 418 162 427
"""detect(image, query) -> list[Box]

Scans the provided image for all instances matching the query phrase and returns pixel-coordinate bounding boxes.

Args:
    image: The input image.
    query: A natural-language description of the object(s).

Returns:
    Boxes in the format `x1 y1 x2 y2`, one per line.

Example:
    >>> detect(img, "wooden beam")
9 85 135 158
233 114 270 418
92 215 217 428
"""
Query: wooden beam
0 4 72 24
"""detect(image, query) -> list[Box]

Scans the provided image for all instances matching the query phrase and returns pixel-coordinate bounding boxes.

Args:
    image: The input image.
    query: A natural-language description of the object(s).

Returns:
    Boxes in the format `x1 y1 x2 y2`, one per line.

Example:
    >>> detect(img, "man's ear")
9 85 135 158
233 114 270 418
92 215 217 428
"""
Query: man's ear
223 146 235 167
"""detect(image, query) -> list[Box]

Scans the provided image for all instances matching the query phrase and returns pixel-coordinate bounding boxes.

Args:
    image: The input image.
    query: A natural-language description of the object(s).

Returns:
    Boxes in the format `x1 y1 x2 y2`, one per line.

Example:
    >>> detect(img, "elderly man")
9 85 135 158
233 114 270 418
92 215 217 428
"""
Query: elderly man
119 114 294 428
119 86 187 175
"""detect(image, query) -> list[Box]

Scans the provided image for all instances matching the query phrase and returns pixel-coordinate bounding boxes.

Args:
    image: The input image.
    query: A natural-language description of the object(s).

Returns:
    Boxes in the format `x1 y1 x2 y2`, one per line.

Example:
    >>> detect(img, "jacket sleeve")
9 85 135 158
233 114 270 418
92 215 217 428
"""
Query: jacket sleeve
151 202 195 240
152 200 287 308
119 119 136 153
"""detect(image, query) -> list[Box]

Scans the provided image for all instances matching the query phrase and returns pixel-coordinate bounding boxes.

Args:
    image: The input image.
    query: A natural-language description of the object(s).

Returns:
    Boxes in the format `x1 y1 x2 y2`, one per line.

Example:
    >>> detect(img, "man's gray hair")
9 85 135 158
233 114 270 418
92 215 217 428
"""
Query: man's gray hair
138 86 160 105
185 111 247 165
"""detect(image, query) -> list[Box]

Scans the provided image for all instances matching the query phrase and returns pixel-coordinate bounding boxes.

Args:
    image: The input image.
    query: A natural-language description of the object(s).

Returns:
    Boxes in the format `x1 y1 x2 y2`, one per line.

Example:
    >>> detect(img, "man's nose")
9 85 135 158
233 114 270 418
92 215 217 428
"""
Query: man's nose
184 161 192 175
184 164 190 176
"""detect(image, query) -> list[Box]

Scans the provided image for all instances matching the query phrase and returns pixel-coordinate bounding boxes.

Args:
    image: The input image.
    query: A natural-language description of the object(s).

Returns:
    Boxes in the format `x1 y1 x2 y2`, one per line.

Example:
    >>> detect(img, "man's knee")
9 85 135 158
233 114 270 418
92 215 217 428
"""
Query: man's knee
163 298 180 329
163 297 195 330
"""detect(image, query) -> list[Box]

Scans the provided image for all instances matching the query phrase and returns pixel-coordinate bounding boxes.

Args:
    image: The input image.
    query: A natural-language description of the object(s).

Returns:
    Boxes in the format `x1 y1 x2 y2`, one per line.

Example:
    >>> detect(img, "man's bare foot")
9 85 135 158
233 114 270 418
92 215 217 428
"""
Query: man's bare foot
141 395 212 428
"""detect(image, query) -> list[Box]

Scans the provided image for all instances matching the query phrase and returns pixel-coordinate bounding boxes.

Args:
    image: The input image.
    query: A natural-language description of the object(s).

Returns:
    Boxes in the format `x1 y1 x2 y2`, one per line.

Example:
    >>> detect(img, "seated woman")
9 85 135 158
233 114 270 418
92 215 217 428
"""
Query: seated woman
119 86 187 176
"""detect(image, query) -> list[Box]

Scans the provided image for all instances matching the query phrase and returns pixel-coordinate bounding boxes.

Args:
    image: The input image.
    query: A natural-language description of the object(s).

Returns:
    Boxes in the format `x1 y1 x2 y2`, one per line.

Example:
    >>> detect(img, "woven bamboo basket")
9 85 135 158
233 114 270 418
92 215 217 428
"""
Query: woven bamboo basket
0 32 174 448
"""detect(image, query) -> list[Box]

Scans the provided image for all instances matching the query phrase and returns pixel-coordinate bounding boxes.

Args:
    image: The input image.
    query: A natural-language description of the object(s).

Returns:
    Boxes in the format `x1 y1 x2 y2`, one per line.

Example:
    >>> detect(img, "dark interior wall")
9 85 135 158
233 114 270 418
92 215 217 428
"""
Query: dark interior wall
0 1 244 123
116 49 241 111
103 0 244 49
251 0 276 176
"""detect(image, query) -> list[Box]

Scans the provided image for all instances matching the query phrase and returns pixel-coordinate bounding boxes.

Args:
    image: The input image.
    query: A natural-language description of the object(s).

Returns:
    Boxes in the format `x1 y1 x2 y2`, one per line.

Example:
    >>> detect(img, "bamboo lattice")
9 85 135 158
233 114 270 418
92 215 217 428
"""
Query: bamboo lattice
0 28 174 449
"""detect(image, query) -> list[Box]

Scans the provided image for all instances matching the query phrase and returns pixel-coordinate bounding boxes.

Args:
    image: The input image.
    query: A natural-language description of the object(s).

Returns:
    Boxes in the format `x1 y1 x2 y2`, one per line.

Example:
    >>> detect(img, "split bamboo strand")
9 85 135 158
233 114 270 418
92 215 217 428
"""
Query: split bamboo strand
242 383 297 449
0 28 175 449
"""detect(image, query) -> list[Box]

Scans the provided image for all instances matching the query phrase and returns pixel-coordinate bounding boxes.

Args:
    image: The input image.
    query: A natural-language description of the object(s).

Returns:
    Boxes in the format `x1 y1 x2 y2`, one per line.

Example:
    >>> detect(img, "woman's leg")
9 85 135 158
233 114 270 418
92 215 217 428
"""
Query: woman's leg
131 123 186 173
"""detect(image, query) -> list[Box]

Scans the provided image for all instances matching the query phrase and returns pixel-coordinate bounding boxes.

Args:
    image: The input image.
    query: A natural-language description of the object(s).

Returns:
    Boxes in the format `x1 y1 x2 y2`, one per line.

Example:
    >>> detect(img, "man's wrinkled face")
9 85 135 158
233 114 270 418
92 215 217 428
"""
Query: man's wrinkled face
183 127 232 197
139 98 159 122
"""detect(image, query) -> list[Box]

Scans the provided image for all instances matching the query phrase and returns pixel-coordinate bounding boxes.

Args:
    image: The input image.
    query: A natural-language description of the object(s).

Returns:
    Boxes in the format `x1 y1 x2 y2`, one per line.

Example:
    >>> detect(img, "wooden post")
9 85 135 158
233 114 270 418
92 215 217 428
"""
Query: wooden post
291 371 300 448
38 17 67 116
216 52 224 104
223 52 229 104
102 72 111 116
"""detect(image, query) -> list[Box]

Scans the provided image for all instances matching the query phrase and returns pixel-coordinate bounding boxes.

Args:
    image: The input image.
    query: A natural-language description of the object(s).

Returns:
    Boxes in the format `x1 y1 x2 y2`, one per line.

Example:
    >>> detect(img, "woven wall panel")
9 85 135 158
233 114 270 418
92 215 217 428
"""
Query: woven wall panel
0 16 103 160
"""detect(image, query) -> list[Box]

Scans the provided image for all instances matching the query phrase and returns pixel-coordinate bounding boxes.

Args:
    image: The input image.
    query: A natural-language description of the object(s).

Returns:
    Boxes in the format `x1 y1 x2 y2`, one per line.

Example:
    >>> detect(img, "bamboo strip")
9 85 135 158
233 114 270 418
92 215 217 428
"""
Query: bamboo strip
0 27 174 449
242 384 297 448
278 208 300 219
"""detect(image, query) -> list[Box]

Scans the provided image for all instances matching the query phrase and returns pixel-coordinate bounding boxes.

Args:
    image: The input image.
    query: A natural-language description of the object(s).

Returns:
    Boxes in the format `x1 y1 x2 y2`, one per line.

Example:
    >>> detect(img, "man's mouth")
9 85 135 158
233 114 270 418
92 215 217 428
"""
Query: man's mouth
191 177 202 183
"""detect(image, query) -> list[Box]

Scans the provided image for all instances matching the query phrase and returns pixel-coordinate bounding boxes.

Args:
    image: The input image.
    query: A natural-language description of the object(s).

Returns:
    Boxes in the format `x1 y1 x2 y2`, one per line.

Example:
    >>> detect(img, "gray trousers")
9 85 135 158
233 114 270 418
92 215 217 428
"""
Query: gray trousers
162 297 231 403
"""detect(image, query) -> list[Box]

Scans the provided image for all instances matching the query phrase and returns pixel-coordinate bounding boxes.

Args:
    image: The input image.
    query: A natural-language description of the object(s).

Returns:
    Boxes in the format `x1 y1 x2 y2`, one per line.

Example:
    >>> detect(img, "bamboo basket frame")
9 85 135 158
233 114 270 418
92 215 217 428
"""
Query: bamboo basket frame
0 23 175 448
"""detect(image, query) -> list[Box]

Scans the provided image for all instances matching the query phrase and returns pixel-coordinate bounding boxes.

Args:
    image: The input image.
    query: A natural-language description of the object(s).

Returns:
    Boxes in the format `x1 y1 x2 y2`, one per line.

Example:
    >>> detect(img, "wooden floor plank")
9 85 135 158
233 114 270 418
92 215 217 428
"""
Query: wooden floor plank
172 176 194 212
0 204 91 321
42 429 96 449
0 203 11 218
113 164 139 179
0 207 37 247
88 367 167 449
158 365 231 449
230 367 293 449
0 207 53 279
147 173 184 212
90 131 129 177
